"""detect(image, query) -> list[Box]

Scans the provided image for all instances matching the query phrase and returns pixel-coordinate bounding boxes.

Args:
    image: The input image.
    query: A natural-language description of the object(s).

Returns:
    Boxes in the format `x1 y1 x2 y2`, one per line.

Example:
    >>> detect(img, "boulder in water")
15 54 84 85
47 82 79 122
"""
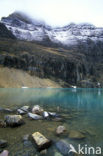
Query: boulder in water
4 115 24 127
28 113 43 120
32 105 44 115
49 112 59 118
56 125 66 135
55 140 77 155
17 109 26 115
32 132 51 151
20 106 29 112
42 112 49 119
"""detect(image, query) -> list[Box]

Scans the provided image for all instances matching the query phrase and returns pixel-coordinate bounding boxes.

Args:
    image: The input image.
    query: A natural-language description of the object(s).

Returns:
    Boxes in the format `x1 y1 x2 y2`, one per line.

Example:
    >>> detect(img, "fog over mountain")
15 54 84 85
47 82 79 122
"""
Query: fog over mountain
0 0 103 27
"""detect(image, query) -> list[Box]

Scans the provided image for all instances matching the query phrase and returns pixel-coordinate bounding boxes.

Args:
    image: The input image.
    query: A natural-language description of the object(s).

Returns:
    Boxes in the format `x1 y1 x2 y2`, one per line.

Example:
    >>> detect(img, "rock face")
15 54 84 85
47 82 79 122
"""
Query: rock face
69 130 85 139
32 132 51 151
4 115 24 127
0 22 16 39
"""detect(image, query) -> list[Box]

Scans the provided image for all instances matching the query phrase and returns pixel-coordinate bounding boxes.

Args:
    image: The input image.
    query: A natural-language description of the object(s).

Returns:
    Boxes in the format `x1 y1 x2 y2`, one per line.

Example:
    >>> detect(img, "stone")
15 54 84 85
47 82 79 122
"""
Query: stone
69 130 85 139
0 120 6 128
0 140 8 148
32 105 44 115
20 106 29 112
0 108 13 113
3 108 12 113
32 132 51 151
42 112 49 119
0 150 9 156
56 125 66 135
56 140 77 156
40 149 47 155
17 109 26 115
23 140 32 147
49 112 59 118
23 134 30 141
4 115 24 127
28 113 43 120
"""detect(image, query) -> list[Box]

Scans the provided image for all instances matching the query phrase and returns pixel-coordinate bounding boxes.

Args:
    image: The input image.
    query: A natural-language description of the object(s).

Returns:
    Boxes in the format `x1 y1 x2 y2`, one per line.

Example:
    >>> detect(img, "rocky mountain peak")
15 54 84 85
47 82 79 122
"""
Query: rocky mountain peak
1 12 103 46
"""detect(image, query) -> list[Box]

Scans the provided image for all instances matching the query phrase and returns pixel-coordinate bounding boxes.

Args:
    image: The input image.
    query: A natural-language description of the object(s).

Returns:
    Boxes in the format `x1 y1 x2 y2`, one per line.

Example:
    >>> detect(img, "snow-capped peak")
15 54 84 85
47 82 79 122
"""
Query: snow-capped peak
1 12 103 46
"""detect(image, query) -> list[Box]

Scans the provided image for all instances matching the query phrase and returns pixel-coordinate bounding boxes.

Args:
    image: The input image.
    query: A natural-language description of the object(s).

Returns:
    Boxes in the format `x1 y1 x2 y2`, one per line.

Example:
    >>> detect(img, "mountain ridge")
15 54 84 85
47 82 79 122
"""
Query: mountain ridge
1 12 103 47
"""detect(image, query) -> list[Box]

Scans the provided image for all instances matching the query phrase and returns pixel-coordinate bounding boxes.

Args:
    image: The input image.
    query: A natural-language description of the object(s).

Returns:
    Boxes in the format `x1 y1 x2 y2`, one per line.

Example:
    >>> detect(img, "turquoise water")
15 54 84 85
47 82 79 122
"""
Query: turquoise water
0 88 103 155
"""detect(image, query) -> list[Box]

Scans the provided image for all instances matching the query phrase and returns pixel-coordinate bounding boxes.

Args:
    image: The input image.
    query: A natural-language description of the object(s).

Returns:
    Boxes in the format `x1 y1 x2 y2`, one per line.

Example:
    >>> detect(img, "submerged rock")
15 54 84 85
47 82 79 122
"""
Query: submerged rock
32 132 51 151
56 125 66 135
23 134 30 142
52 117 63 122
69 130 85 139
56 140 77 156
4 115 24 127
28 113 43 120
0 150 9 156
0 120 6 128
0 140 8 148
32 105 44 115
40 149 47 155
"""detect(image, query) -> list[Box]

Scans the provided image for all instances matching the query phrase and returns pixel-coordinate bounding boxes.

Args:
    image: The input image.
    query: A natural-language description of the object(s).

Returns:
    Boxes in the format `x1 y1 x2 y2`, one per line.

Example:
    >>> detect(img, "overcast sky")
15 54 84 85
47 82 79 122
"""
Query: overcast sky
0 0 103 27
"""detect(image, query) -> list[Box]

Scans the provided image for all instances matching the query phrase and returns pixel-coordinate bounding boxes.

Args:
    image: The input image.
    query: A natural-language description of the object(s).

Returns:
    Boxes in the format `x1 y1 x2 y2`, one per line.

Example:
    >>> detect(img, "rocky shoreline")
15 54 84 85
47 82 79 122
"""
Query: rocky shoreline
0 105 95 156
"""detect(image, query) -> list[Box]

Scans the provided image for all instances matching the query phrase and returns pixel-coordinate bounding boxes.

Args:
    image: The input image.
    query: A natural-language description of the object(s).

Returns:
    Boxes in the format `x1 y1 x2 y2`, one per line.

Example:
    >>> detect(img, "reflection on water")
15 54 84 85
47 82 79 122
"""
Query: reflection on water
0 88 103 156
0 88 103 111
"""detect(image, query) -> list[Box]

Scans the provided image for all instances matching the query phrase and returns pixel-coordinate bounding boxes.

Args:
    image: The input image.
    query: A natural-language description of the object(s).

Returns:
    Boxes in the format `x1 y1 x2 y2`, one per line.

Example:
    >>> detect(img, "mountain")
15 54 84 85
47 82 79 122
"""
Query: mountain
0 12 103 88
1 12 103 47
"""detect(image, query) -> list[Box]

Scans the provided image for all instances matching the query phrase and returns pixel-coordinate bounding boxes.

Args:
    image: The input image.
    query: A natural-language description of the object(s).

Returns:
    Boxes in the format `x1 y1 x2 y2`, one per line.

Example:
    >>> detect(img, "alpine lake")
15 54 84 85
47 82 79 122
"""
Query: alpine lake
0 88 103 156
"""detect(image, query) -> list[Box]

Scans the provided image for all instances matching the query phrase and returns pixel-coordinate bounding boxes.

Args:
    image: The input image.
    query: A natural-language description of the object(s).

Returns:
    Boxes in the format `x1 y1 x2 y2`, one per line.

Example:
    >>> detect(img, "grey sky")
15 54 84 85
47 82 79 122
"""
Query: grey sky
0 0 103 27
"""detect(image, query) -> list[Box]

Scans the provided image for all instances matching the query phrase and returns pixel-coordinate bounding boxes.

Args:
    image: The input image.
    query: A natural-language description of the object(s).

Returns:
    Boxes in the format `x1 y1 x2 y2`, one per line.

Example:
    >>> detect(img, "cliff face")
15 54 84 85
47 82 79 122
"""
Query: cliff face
0 23 16 39
0 39 102 87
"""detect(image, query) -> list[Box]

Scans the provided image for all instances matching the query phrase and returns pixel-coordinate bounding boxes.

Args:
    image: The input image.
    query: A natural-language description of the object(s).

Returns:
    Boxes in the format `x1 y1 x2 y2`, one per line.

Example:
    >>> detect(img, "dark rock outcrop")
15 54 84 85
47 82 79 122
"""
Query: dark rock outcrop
0 23 16 39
